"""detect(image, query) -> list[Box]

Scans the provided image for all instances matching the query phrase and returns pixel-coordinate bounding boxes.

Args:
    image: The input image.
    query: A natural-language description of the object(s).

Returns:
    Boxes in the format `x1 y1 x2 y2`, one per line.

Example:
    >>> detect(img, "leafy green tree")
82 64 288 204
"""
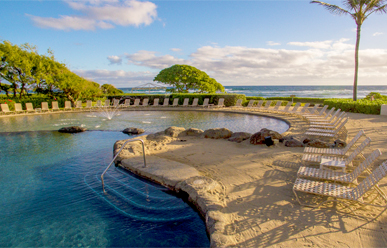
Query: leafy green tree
0 40 102 102
101 84 124 95
0 82 11 97
311 0 387 101
53 68 102 104
154 64 224 93
0 41 36 98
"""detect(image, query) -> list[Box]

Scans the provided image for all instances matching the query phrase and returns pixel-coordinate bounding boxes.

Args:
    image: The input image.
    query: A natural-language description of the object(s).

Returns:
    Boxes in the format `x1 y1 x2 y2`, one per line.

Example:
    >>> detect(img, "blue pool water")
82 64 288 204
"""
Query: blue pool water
0 111 289 247
0 131 209 247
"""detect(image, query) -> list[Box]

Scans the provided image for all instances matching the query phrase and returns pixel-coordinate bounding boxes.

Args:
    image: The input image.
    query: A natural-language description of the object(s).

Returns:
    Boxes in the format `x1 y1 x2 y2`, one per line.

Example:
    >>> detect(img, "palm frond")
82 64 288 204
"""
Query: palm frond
310 1 352 15
343 0 360 12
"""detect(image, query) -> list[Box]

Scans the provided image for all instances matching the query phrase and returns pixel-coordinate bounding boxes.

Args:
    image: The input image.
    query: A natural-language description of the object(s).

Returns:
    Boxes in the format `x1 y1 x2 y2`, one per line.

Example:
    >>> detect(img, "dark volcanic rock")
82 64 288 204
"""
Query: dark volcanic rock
284 139 304 147
250 128 283 145
333 139 347 148
179 128 204 137
165 126 186 137
122 127 145 135
228 132 251 143
204 128 233 139
307 139 332 148
58 126 87 133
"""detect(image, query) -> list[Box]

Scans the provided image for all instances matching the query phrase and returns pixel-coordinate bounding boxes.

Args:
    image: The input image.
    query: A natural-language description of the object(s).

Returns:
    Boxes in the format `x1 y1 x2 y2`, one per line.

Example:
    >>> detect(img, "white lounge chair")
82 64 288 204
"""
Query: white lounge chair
307 115 349 133
1 103 13 115
307 107 335 122
288 102 301 114
113 99 120 108
14 103 25 113
298 103 311 114
41 102 50 112
171 98 179 107
253 100 264 111
190 98 199 107
153 98 160 106
94 100 102 108
293 161 387 210
123 99 131 107
26 103 35 113
142 98 149 107
302 137 371 165
202 98 211 108
85 100 92 110
104 99 110 108
215 98 225 108
304 105 328 118
303 130 366 156
52 101 60 111
75 101 82 110
133 99 140 107
301 104 320 116
271 101 282 112
64 101 72 111
278 101 292 113
246 100 256 109
182 98 189 107
233 99 243 109
309 109 342 124
305 117 348 138
261 100 272 111
298 149 382 184
162 98 169 107
309 113 347 129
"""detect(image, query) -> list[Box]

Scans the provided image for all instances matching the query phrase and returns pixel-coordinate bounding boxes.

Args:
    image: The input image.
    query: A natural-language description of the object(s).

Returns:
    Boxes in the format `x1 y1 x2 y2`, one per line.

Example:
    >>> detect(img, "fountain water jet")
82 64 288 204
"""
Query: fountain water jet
95 98 122 120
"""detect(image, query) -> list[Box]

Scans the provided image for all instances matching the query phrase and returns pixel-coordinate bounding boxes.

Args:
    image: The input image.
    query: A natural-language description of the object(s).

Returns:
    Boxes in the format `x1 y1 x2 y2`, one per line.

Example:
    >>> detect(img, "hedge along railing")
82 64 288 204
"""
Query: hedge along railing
323 98 387 115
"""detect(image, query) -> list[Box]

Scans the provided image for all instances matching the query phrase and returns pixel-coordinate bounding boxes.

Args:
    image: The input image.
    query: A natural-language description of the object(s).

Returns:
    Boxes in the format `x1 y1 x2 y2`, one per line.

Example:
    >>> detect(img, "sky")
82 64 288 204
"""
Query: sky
1 0 387 88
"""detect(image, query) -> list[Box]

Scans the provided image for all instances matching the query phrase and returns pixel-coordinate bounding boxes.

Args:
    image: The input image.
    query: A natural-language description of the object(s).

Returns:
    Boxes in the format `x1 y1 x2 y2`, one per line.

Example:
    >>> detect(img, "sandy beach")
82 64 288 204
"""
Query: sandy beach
115 108 387 247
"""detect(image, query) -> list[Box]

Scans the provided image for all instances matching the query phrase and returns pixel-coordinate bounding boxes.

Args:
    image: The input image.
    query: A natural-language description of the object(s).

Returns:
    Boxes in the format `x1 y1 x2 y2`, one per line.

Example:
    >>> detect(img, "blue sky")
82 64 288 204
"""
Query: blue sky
1 0 386 87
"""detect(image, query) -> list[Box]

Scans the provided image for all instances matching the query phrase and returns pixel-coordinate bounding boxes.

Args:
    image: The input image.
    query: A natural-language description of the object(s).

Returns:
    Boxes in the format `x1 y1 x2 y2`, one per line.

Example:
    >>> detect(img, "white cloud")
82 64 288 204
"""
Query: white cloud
267 41 280 46
28 0 157 31
121 39 387 86
288 40 333 49
74 69 155 86
170 48 182 52
107 55 122 65
78 39 387 87
126 50 186 69
373 32 383 36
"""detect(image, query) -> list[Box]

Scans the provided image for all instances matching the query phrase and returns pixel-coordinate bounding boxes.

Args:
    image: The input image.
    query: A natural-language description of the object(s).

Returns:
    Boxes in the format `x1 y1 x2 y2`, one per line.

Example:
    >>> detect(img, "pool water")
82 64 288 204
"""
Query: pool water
0 110 289 134
0 131 209 247
0 110 289 247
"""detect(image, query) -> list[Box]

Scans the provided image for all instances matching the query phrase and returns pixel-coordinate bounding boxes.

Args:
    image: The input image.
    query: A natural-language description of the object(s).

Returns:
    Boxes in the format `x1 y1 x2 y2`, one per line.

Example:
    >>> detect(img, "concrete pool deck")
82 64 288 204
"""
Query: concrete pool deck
115 108 387 247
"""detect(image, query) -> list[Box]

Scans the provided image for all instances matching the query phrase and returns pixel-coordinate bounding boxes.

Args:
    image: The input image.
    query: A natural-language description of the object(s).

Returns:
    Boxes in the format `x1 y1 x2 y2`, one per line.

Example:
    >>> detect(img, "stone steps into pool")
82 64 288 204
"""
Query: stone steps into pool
84 167 194 222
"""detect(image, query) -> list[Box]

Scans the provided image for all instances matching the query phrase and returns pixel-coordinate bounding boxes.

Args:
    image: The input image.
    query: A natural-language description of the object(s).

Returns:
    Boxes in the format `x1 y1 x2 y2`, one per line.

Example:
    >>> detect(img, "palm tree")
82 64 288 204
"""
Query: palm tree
311 0 387 101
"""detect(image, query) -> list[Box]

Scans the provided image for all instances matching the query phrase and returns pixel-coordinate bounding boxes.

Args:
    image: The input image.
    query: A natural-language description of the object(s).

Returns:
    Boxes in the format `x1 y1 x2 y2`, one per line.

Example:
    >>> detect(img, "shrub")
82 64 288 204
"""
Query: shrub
0 99 15 110
364 92 387 101
323 98 386 115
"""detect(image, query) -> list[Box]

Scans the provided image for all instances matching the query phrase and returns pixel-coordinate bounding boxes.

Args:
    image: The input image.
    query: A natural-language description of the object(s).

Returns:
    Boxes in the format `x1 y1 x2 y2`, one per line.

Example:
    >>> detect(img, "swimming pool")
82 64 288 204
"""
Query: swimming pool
0 110 289 247
0 110 289 134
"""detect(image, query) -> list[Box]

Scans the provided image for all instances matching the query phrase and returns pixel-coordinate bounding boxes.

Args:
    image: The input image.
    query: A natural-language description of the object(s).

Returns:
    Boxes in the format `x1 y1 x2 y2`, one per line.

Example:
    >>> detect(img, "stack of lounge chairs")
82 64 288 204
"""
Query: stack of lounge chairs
292 129 387 211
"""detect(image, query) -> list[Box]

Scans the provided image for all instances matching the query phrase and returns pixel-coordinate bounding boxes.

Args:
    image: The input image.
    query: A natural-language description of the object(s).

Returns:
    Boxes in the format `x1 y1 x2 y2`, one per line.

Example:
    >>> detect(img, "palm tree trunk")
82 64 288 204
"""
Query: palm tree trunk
353 24 361 101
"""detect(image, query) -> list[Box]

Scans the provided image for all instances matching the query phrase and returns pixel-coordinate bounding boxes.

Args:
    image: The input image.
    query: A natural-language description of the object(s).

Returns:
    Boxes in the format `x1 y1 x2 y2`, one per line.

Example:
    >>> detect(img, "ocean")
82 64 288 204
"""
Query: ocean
119 85 387 99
